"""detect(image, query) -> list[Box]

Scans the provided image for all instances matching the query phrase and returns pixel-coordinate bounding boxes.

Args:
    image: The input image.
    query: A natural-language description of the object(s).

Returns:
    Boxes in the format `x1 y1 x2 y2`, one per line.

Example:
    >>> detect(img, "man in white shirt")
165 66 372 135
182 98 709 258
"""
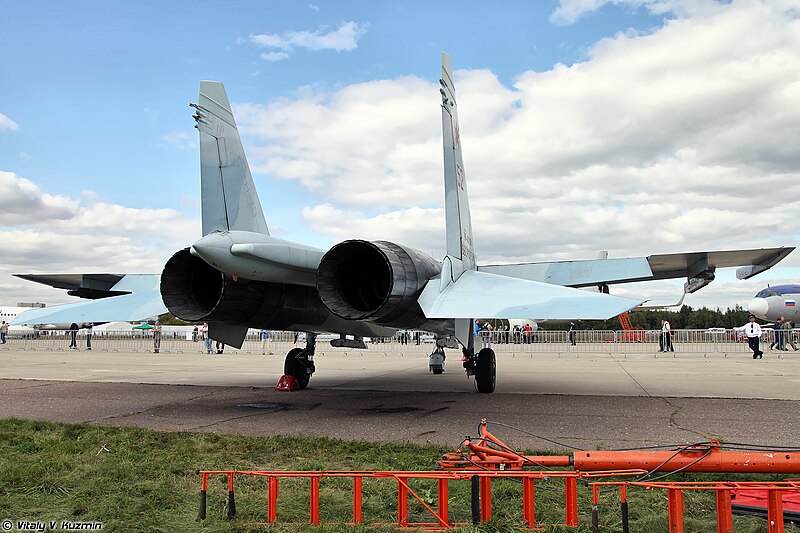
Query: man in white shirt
737 314 764 359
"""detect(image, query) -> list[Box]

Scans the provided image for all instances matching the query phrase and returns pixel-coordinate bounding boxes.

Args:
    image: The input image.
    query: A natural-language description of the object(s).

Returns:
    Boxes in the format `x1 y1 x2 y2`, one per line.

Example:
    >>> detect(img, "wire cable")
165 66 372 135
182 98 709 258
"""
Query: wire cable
484 420 579 451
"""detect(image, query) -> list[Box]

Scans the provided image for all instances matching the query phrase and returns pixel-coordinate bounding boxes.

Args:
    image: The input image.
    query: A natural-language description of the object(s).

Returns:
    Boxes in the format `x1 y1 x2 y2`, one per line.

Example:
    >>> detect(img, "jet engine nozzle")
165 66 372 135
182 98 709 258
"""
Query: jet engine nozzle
316 240 441 327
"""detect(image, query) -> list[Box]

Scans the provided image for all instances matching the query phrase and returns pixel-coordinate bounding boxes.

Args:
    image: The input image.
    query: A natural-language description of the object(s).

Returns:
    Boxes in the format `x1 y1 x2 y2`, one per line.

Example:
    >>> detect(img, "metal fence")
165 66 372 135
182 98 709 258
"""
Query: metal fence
1 328 797 357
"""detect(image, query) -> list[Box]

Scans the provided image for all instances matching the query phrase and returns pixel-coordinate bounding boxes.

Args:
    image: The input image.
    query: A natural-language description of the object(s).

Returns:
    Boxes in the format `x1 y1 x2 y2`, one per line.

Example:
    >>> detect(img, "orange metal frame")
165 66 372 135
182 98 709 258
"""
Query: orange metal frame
196 469 642 530
196 422 800 529
590 481 800 533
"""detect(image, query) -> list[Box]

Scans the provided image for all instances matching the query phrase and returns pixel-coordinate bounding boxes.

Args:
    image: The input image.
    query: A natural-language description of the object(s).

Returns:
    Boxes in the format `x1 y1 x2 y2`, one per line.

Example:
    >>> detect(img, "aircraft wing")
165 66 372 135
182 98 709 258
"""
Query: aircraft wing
478 247 794 288
10 273 166 325
418 270 641 320
10 290 167 325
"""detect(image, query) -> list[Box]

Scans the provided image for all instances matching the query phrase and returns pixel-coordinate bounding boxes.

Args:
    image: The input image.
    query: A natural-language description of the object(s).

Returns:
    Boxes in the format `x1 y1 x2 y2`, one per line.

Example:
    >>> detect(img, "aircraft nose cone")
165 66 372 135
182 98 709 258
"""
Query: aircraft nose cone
747 297 769 318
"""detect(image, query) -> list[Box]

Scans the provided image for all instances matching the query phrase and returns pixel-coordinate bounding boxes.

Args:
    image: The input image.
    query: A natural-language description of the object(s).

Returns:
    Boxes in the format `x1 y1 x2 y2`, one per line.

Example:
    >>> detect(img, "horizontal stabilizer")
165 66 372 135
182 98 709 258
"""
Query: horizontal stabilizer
418 270 641 320
10 291 167 326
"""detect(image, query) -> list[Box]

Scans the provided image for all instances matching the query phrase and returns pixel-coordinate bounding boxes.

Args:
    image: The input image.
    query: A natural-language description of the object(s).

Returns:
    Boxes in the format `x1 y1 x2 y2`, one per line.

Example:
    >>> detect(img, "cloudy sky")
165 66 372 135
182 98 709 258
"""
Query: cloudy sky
1 0 798 312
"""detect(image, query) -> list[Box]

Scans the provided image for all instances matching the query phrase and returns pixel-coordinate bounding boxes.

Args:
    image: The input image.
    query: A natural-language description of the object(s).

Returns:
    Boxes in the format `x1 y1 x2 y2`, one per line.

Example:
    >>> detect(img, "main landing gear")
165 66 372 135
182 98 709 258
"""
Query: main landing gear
463 346 496 393
283 333 316 389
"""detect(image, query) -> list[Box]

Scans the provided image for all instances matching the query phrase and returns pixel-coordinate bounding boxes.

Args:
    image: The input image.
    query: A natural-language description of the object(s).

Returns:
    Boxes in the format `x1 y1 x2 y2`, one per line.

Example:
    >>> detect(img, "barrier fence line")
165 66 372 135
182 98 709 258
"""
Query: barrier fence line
3 328 796 356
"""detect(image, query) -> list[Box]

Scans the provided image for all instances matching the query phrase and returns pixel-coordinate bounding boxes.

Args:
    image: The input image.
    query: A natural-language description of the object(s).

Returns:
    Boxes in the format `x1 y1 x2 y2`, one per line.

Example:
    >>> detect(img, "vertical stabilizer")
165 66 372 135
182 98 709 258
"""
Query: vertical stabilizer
440 52 476 278
440 52 476 348
192 81 269 236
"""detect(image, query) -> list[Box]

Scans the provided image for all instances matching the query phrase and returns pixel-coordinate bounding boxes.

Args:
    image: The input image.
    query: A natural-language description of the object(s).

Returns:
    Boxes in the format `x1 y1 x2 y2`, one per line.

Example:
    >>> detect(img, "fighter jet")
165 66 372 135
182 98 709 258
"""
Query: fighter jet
13 53 794 393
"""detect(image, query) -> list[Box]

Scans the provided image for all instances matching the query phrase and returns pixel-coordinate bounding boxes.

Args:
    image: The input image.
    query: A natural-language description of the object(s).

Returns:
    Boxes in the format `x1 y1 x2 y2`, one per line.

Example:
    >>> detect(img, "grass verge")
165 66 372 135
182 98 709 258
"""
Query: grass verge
0 418 797 532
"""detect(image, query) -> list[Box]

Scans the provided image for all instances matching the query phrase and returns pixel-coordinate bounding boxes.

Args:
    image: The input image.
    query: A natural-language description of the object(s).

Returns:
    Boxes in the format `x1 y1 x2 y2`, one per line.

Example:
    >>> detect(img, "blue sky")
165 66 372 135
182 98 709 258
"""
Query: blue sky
1 0 799 310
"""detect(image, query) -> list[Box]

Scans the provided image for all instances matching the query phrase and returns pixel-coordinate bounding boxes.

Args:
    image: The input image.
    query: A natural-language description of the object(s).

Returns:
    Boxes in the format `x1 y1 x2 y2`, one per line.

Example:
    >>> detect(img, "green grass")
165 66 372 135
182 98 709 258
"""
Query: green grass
0 418 797 532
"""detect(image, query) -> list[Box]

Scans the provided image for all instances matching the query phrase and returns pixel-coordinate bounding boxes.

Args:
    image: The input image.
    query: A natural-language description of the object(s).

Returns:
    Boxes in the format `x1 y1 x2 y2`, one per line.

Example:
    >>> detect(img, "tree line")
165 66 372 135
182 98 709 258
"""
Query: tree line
572 305 752 331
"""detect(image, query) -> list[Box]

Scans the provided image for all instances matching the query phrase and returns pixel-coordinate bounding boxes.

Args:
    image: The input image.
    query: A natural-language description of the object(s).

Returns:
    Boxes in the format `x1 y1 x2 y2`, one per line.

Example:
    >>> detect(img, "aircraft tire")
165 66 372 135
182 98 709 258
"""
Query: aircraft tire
431 366 444 375
475 348 496 393
284 348 311 389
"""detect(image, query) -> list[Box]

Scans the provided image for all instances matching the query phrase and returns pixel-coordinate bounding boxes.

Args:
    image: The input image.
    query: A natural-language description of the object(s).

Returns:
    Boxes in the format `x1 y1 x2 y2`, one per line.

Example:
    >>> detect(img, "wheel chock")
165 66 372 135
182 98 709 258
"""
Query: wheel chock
275 374 299 391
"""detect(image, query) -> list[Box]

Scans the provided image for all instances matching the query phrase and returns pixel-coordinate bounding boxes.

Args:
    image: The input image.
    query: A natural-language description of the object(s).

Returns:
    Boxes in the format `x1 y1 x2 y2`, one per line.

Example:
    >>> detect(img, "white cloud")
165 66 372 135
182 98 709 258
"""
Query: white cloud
550 0 715 25
0 171 198 306
261 51 290 62
0 113 19 131
0 171 78 224
234 0 800 310
160 130 197 150
250 21 366 60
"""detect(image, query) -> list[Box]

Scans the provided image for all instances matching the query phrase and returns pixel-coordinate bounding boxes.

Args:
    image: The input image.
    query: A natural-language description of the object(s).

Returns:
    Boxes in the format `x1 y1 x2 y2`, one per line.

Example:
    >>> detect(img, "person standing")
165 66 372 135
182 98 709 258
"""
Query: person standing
192 325 198 342
769 317 784 351
68 322 79 349
737 314 764 359
260 329 273 355
781 318 797 351
660 319 674 352
0 321 7 344
568 322 577 346
153 321 162 353
85 323 92 350
200 322 212 354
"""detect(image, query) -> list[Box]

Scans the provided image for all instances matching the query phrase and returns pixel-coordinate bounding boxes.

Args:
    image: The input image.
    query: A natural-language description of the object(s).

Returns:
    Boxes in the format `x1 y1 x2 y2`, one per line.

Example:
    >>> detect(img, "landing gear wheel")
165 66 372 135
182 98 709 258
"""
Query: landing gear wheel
475 348 496 393
284 348 311 389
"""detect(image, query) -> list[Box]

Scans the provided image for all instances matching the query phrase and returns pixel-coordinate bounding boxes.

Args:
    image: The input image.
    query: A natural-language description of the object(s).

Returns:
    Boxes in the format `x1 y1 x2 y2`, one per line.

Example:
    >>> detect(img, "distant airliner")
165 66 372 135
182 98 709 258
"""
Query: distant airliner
748 285 800 323
12 53 793 393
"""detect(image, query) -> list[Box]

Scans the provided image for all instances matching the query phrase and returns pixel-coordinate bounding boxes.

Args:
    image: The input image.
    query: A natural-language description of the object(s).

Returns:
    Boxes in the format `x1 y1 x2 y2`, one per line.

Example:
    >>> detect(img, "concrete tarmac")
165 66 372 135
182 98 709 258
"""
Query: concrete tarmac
1 345 799 449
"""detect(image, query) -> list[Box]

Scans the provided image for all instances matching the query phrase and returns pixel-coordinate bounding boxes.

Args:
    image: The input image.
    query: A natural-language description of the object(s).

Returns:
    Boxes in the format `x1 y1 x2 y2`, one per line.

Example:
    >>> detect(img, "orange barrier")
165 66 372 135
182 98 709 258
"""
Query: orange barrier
196 468 643 529
589 481 800 533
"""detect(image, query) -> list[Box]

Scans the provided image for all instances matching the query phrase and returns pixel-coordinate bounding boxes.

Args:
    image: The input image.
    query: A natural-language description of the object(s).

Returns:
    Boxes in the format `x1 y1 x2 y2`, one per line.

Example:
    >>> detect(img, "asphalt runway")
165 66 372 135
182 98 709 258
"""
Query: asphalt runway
1 344 799 450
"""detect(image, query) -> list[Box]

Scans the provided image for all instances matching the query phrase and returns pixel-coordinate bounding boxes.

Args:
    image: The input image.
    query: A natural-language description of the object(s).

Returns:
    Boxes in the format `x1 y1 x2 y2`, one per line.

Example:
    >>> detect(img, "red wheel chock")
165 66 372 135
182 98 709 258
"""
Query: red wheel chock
275 375 299 391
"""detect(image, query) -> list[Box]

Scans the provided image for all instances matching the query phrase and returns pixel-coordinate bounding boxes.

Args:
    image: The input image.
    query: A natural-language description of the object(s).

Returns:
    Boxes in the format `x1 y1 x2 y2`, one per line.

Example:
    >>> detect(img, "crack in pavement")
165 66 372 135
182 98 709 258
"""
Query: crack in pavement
660 397 714 441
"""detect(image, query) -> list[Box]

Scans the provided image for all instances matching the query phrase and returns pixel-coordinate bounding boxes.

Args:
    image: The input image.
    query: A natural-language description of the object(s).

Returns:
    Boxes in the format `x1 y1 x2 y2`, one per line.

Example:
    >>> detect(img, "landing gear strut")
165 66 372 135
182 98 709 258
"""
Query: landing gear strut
463 346 496 393
283 333 316 389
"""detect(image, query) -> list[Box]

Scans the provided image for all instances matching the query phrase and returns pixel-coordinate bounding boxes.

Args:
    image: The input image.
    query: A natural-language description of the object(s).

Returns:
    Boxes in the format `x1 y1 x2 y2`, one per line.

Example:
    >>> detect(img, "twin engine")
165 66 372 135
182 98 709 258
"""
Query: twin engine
160 240 442 331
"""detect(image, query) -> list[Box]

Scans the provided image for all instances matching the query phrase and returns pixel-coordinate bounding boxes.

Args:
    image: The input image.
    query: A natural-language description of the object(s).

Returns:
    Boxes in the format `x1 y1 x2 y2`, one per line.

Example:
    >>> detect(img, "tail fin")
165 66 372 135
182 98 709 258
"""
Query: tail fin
440 52 477 349
440 52 475 278
192 81 269 236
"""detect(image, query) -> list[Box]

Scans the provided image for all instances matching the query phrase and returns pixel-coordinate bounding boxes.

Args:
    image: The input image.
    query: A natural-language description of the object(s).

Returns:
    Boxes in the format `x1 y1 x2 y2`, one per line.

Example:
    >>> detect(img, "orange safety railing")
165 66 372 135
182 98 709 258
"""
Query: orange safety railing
589 480 800 533
196 468 644 530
